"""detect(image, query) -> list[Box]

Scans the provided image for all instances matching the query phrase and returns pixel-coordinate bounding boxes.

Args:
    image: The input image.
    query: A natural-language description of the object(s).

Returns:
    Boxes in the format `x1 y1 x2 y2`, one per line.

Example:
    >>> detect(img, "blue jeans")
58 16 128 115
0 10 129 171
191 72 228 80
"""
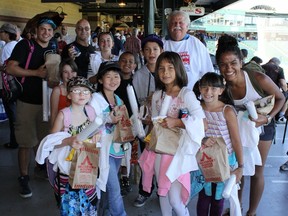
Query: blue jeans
99 156 126 216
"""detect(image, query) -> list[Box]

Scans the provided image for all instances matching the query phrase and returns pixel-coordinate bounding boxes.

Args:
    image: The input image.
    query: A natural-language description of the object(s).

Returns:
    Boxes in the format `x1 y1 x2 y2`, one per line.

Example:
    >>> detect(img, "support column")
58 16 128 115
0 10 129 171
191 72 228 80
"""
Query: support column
144 0 154 36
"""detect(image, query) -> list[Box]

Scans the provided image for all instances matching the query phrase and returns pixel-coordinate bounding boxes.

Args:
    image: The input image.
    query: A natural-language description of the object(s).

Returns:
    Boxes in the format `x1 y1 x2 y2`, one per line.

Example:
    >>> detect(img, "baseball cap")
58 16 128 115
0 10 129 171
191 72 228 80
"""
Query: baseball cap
97 61 121 79
141 34 163 50
0 23 17 35
67 76 95 93
37 18 57 30
269 57 281 65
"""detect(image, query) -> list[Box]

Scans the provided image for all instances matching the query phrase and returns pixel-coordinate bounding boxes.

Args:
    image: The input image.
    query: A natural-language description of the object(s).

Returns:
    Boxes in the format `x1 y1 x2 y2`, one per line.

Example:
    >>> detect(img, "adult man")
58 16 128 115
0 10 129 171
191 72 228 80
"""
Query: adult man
262 57 287 123
124 28 142 66
163 10 214 90
6 18 56 198
60 24 73 44
0 23 18 149
61 19 95 78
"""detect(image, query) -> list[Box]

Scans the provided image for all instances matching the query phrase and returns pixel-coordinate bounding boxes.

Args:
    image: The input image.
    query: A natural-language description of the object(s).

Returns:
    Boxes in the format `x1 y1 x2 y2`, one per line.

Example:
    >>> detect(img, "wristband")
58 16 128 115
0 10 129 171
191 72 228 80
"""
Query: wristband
238 164 244 168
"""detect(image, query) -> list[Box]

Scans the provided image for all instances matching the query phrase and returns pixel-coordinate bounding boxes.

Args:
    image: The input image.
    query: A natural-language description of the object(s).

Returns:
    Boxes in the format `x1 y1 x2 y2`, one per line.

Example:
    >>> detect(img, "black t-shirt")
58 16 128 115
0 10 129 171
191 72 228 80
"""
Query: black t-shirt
9 39 54 104
111 36 123 56
262 63 285 87
61 41 96 78
115 78 139 117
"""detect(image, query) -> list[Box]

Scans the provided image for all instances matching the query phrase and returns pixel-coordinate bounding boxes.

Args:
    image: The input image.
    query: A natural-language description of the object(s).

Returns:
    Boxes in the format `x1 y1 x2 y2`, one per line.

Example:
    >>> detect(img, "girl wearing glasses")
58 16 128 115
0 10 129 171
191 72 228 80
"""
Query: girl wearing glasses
44 76 100 215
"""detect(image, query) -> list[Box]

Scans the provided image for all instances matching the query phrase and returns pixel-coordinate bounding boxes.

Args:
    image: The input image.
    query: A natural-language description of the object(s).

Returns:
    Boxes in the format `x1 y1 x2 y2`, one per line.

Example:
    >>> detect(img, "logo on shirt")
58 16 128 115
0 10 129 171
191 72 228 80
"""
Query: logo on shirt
179 52 190 65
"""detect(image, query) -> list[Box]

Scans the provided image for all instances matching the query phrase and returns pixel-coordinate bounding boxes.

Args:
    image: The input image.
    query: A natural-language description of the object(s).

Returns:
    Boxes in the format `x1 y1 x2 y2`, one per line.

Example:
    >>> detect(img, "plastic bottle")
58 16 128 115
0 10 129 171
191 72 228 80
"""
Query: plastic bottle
244 101 258 119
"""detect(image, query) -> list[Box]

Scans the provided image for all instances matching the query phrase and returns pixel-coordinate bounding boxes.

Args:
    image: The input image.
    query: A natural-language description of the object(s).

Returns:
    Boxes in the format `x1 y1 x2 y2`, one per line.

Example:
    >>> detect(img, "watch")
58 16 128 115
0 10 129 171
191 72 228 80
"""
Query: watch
264 115 272 126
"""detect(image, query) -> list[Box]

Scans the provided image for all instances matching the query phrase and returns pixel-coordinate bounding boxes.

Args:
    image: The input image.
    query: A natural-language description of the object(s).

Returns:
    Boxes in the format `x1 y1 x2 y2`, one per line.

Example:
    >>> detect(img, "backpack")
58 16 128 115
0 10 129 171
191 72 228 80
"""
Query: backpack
1 39 34 102
246 70 267 98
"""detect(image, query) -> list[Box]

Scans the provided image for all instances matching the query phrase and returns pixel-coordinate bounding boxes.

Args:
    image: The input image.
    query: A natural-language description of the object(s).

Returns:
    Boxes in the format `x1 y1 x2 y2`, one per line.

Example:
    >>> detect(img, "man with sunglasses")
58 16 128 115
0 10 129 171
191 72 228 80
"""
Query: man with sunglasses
61 19 96 78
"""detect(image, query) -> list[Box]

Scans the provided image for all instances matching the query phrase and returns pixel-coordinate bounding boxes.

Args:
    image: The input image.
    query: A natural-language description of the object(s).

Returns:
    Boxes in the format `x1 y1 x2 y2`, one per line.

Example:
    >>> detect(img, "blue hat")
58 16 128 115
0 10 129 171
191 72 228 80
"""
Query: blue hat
37 18 57 30
141 34 163 50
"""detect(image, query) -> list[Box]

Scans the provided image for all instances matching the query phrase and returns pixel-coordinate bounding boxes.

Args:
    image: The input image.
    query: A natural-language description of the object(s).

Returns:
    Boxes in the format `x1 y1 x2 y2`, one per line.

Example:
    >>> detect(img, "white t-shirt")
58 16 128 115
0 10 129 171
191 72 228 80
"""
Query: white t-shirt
0 40 17 65
0 40 17 89
163 35 214 90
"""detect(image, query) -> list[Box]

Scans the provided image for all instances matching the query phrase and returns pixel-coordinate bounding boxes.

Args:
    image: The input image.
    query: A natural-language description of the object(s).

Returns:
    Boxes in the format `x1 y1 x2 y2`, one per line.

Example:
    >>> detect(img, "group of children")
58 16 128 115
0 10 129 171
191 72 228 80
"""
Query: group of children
37 33 249 216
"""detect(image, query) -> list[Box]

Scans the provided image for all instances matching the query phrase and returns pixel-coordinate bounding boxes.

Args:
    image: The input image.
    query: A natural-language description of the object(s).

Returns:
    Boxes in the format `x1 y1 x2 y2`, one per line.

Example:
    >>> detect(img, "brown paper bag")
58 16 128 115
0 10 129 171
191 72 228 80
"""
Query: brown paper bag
254 95 275 115
113 105 135 143
148 123 182 155
69 142 99 189
45 53 61 84
196 137 230 182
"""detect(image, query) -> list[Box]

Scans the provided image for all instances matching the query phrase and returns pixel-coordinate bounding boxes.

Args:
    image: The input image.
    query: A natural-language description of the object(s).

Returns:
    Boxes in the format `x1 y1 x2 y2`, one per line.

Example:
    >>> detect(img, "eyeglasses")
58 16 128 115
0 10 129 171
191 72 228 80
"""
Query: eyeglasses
70 89 91 95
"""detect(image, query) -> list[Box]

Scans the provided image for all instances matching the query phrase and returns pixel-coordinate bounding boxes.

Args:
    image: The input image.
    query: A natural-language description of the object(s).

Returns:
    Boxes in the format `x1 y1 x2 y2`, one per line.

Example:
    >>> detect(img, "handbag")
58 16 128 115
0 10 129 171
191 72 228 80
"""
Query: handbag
1 39 34 102
45 53 61 84
113 105 135 143
254 95 275 115
69 142 99 189
148 122 182 155
196 137 230 182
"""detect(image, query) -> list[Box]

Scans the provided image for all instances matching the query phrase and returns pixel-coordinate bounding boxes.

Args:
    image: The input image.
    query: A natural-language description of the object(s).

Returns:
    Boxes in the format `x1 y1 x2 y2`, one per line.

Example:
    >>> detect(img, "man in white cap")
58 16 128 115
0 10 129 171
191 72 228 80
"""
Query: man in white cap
6 18 57 198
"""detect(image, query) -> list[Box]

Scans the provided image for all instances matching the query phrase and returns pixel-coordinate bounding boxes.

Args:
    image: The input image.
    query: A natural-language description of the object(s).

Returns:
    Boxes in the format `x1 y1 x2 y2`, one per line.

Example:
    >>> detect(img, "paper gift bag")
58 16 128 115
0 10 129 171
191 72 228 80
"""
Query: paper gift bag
113 105 135 143
196 137 230 182
254 95 275 115
148 122 182 155
69 142 99 189
45 53 61 84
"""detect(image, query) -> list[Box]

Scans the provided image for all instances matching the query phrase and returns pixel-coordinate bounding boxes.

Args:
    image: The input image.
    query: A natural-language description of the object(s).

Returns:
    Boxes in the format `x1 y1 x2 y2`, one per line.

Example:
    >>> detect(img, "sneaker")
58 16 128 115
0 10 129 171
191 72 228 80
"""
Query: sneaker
34 166 48 180
18 175 32 198
276 116 287 124
133 194 148 207
280 161 288 171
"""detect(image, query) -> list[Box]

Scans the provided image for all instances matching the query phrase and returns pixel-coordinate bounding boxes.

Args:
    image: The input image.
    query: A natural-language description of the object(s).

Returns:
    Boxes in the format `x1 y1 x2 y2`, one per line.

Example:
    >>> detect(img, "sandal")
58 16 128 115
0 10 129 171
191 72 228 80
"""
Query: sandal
280 161 288 171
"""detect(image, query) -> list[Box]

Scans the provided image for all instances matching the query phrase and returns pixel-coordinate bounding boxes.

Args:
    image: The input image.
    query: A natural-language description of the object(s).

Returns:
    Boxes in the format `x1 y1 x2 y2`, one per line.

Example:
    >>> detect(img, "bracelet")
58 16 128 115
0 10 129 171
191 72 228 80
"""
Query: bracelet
238 164 244 168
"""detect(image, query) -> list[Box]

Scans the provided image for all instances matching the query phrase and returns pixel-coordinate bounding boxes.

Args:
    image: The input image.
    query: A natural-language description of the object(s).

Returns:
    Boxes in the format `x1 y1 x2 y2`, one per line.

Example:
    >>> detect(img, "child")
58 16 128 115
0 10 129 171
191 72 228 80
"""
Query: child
115 51 138 196
133 34 163 105
37 76 99 215
50 59 78 126
132 34 163 207
89 61 127 216
195 72 243 216
140 51 206 216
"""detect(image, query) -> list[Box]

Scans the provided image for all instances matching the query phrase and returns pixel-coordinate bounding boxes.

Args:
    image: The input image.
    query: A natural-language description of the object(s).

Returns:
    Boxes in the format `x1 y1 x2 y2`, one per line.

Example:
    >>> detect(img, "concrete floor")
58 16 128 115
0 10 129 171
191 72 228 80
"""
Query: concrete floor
0 120 288 216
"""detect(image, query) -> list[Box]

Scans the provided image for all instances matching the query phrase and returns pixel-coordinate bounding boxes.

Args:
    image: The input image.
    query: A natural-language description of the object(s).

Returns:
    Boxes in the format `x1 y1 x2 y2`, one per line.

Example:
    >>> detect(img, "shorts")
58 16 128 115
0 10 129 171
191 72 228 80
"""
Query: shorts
260 120 275 141
15 100 49 148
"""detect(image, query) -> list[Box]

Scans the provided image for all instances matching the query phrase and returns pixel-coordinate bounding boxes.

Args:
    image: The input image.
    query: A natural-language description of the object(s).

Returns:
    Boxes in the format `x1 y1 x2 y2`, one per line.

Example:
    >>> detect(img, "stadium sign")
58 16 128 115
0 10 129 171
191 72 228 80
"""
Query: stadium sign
180 6 205 16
